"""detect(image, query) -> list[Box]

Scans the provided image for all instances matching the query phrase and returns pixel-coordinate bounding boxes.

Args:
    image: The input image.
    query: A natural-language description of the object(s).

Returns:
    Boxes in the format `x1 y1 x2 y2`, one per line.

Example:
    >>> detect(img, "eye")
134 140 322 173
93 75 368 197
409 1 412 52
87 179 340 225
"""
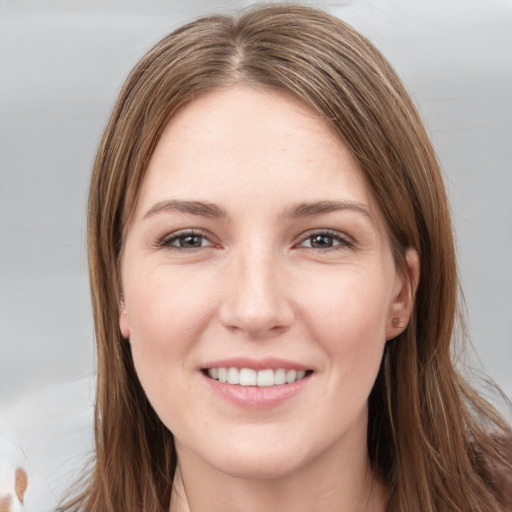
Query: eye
298 230 353 250
159 230 214 250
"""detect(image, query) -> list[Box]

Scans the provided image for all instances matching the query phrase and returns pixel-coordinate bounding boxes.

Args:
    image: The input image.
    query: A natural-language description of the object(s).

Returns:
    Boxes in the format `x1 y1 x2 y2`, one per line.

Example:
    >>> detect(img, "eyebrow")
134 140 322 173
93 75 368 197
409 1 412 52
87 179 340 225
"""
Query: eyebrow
282 200 372 220
144 200 228 220
143 199 371 221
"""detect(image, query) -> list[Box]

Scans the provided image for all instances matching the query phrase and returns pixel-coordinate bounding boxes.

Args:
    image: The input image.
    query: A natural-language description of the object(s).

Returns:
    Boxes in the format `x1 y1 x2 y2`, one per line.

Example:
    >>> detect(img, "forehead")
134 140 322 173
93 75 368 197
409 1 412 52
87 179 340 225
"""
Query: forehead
133 86 382 224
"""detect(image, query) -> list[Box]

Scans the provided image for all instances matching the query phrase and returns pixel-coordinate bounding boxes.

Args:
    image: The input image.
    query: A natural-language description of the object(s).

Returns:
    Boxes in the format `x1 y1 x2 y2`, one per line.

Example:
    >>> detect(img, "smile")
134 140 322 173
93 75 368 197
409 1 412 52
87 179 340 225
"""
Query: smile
205 367 311 387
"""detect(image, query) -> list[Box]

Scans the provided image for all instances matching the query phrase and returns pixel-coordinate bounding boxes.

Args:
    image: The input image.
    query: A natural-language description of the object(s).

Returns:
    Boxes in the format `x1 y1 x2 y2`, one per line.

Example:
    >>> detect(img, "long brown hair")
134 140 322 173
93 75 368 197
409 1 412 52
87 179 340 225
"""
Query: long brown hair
63 4 512 511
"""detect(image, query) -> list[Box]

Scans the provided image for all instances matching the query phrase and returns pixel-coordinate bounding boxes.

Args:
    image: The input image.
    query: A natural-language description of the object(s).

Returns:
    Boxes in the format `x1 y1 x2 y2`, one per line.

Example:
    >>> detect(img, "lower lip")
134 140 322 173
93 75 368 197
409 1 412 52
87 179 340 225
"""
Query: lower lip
202 372 311 409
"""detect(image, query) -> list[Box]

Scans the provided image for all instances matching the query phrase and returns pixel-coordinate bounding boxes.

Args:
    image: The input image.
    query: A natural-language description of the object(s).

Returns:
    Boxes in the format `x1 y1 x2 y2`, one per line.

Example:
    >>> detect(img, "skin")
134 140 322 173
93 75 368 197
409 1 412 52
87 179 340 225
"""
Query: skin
119 86 419 512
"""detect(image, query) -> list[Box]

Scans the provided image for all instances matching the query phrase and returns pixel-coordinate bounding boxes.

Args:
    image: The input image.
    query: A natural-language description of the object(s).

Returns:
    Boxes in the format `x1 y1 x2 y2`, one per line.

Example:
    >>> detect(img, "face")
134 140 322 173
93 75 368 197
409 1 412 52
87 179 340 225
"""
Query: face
120 86 416 480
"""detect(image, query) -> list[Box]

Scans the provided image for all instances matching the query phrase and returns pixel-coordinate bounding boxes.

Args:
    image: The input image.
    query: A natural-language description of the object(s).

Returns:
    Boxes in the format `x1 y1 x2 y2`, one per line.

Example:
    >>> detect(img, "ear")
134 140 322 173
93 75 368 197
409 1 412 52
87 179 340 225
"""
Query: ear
119 300 131 339
386 248 420 340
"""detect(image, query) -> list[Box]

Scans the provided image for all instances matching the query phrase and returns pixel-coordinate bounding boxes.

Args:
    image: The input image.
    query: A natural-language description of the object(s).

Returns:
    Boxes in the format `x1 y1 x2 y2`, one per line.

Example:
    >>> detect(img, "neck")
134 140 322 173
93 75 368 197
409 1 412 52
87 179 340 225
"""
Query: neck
169 431 387 512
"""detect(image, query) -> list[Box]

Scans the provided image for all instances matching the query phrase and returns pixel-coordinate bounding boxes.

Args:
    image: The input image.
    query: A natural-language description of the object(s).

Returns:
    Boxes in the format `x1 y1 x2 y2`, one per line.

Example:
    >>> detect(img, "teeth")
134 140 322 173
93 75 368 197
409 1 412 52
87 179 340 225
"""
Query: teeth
274 368 286 385
286 369 296 384
239 368 257 386
257 369 274 387
227 367 239 385
206 367 309 386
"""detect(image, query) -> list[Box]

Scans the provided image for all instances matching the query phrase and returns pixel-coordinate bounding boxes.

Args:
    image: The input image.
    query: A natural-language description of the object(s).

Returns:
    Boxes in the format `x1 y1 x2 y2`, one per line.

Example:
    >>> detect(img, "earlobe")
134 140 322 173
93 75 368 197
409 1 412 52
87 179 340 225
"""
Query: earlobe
119 301 131 339
386 248 420 340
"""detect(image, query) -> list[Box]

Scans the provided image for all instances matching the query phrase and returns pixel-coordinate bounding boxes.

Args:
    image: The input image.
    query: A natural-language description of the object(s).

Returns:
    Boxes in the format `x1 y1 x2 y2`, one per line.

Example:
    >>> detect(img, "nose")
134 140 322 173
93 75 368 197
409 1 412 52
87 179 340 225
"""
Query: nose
219 247 294 337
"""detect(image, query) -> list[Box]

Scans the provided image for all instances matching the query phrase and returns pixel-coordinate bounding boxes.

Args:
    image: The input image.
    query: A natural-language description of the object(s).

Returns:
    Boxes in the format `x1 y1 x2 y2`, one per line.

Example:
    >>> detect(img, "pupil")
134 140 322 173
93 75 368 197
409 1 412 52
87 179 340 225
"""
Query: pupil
311 234 332 248
181 235 201 247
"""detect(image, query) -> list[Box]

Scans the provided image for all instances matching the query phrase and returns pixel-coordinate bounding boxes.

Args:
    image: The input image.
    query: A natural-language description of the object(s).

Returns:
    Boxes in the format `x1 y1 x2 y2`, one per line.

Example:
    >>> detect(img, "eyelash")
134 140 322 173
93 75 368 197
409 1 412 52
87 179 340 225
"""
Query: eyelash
296 230 354 251
158 230 214 250
157 229 354 252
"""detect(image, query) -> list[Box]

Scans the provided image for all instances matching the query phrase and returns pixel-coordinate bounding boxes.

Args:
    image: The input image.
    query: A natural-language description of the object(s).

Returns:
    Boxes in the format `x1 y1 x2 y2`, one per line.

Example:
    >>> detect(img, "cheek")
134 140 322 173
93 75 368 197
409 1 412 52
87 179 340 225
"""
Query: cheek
128 264 214 343
304 268 391 339
125 268 216 395
298 268 391 378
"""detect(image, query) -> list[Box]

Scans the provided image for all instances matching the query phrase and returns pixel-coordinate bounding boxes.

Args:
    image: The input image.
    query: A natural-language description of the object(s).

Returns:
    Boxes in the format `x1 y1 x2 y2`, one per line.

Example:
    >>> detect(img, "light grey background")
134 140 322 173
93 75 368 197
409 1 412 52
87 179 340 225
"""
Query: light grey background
1 1 511 510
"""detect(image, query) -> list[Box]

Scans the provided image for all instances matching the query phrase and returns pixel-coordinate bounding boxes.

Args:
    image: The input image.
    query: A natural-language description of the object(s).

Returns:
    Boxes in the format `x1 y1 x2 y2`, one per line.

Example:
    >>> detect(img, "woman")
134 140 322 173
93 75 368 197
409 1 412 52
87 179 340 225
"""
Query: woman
63 4 511 512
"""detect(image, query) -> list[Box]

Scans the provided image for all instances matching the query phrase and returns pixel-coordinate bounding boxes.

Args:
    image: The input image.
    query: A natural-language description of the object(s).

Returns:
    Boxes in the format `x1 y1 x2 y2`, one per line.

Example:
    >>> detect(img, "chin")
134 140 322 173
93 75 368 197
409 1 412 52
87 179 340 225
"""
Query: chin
215 454 307 481
196 433 313 481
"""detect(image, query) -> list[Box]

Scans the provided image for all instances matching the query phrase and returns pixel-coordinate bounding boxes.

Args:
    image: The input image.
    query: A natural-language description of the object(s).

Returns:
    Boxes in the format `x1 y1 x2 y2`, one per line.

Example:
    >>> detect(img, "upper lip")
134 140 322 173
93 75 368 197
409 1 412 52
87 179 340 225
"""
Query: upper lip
201 357 311 371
